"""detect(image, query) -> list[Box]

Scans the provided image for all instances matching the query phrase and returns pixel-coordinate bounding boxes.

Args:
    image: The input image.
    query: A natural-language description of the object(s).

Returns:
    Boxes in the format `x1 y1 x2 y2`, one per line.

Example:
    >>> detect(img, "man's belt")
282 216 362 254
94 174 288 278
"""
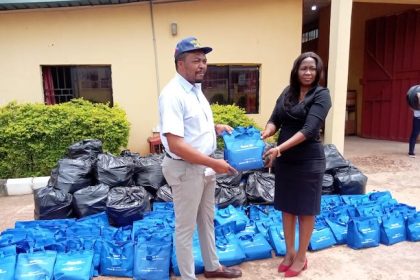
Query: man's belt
165 152 184 161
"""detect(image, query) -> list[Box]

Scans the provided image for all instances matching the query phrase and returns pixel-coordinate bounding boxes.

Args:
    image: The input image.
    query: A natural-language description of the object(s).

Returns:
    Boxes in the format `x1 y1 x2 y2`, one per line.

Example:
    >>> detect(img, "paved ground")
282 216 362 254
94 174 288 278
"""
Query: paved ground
1 136 419 280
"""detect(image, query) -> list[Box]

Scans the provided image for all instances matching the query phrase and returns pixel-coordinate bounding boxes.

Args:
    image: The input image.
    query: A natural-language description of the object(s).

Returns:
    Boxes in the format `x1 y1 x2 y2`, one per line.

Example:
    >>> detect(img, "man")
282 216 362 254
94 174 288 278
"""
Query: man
159 36 242 280
408 88 420 158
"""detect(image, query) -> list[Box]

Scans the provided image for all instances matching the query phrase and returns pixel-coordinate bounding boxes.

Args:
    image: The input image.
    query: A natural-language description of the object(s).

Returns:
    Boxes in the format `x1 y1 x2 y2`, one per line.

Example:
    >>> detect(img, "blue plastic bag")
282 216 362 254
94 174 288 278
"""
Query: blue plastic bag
82 238 103 276
341 194 370 206
15 250 57 280
325 206 351 244
77 211 109 227
53 250 94 280
356 202 383 223
321 195 343 211
215 224 246 267
215 205 249 233
406 212 420 241
267 225 299 256
347 217 380 249
0 245 16 280
222 126 265 171
133 242 172 280
309 224 337 251
0 228 31 253
380 212 406 245
100 240 134 277
236 231 272 260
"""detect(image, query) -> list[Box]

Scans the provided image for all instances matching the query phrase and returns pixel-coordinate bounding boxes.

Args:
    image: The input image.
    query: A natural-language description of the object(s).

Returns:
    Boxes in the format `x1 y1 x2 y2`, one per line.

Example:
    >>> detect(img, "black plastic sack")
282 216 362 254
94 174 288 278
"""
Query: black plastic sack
73 184 110 218
120 150 141 158
215 172 247 208
324 144 349 171
96 153 134 187
106 186 151 227
34 186 73 220
215 185 247 209
67 139 103 159
48 167 58 187
322 173 335 195
333 166 368 195
406 85 420 110
155 184 173 202
245 172 275 204
134 154 166 193
54 158 95 194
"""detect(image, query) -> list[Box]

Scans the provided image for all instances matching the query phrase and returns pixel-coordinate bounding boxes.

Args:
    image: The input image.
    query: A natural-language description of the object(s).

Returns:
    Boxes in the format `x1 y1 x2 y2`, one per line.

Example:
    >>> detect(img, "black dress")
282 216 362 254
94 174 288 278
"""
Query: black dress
268 86 332 215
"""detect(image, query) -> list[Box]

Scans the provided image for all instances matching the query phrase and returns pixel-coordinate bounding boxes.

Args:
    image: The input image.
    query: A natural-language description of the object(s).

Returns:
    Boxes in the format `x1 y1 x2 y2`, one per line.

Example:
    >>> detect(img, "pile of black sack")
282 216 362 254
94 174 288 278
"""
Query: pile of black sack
33 140 368 224
323 144 368 195
215 172 246 208
34 140 154 226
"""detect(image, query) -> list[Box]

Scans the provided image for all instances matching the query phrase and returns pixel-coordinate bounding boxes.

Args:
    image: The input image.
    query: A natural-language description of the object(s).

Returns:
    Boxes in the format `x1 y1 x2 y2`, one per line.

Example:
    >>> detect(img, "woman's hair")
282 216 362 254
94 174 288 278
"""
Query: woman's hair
286 52 324 104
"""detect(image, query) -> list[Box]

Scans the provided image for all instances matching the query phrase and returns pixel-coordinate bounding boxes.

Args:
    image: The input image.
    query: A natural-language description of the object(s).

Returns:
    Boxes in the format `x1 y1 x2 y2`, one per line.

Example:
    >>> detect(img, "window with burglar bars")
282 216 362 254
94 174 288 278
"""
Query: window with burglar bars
42 65 113 105
202 65 260 114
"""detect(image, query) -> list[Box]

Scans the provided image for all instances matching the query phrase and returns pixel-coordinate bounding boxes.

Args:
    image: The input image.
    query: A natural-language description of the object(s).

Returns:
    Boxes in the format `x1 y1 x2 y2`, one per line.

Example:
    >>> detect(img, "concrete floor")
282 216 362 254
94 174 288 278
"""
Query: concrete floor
1 136 419 280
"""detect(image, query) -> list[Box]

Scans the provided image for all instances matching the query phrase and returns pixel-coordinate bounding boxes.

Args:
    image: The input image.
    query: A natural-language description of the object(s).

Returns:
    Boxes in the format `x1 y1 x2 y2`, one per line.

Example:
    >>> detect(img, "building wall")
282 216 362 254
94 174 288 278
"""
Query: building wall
0 0 302 154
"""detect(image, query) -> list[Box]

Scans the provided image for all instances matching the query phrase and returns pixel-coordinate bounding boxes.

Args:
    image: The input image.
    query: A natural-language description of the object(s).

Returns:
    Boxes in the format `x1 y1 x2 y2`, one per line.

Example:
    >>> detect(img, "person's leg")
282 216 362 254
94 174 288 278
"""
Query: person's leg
197 174 220 272
289 215 315 271
162 160 204 280
281 212 297 267
409 117 420 155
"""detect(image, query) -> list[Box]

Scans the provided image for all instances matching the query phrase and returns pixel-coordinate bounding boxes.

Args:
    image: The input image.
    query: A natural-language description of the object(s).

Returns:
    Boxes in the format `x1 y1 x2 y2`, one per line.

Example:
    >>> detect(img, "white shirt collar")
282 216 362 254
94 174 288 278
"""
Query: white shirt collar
175 73 201 94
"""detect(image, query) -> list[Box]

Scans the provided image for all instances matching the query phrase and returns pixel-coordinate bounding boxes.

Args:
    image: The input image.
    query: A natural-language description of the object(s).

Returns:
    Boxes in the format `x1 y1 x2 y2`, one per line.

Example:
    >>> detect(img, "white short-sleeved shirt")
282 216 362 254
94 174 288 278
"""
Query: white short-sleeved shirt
159 73 216 159
414 110 420 118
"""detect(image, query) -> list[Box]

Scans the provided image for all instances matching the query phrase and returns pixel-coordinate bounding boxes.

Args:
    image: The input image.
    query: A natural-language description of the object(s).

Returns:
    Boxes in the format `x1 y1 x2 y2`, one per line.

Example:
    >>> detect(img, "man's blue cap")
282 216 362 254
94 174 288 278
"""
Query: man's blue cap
174 36 212 59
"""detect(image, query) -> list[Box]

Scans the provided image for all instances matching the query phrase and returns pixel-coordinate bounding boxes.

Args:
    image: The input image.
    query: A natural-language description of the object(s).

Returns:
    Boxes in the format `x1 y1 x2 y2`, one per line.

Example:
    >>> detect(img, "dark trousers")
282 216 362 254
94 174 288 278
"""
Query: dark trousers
409 116 420 155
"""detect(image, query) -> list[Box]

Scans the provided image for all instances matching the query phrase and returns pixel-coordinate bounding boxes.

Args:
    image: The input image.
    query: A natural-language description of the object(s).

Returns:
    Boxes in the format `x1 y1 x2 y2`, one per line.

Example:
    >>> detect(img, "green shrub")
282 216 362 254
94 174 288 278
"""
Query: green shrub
211 104 260 149
0 99 130 179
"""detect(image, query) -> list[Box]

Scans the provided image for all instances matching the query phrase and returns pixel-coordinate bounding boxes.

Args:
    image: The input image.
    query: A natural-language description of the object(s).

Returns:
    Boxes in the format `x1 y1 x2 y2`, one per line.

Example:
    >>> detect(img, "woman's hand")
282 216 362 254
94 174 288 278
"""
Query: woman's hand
261 123 276 140
263 147 278 168
261 129 272 140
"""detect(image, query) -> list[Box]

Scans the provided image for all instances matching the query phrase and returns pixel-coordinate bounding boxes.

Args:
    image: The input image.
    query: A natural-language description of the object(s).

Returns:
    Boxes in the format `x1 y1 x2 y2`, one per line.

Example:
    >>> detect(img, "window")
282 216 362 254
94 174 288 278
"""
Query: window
302 28 319 43
202 65 260 114
42 66 113 105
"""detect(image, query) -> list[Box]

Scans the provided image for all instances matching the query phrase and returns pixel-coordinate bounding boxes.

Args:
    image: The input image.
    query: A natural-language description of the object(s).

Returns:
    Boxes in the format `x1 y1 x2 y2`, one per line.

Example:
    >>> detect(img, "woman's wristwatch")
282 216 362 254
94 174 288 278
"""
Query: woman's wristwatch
276 146 282 157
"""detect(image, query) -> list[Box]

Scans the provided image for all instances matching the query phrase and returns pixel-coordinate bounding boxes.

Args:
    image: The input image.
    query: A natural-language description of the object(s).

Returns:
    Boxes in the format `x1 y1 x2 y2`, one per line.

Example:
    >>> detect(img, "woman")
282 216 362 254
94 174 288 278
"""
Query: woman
261 52 331 277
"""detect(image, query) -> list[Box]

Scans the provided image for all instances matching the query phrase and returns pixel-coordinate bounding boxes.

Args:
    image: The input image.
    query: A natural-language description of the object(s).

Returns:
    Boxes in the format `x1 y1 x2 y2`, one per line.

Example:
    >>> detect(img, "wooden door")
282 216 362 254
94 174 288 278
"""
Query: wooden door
362 9 420 141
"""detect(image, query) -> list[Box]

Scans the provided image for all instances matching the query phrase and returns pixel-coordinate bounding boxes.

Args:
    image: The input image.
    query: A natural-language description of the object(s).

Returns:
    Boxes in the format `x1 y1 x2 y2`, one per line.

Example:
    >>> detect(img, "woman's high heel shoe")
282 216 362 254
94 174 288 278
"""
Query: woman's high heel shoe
284 259 308 278
278 263 291 273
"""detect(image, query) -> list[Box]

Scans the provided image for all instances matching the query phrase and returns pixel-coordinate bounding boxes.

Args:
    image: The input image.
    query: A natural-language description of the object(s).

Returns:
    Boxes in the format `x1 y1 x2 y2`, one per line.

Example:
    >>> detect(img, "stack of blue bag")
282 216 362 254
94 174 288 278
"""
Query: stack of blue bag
1 192 420 280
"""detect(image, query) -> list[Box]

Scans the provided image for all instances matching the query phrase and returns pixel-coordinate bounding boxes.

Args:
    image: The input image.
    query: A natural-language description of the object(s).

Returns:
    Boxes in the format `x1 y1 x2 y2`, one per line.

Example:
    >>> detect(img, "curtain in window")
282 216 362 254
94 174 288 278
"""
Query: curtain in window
43 67 55 105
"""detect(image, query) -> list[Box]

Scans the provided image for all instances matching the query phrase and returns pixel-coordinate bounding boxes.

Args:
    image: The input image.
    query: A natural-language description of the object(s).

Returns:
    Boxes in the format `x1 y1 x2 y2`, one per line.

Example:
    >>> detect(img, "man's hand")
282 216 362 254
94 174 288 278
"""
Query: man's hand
211 158 237 175
215 124 233 136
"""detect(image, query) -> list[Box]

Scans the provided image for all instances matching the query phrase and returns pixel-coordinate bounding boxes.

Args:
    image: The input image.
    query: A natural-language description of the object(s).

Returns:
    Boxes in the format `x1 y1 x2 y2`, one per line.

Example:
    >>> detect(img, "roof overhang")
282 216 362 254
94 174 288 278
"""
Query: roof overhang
0 0 146 11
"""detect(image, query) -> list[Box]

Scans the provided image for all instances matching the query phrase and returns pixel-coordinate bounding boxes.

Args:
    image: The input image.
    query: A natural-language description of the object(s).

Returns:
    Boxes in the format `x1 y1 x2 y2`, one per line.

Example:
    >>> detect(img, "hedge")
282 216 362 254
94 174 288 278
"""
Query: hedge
0 99 130 179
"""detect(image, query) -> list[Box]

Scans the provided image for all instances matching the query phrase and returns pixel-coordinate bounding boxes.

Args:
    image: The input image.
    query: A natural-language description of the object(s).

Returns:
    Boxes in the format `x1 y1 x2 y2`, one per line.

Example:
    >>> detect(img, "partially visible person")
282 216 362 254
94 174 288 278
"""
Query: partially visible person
408 89 420 158
261 52 331 278
159 36 242 280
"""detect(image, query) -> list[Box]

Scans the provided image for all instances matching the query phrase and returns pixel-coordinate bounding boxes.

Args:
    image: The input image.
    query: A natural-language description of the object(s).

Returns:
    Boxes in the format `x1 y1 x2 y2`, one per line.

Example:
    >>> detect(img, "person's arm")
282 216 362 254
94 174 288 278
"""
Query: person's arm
166 133 236 174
